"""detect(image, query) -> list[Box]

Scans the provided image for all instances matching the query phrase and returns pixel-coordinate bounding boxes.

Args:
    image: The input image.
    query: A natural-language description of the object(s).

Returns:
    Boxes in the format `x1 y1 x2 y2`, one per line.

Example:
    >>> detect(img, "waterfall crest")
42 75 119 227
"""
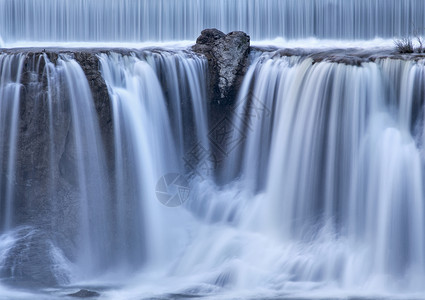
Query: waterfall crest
1 0 425 45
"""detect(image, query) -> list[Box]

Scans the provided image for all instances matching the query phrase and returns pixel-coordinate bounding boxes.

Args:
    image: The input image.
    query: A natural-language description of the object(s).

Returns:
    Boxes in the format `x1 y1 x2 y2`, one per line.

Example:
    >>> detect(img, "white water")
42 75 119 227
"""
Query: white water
0 0 425 299
0 53 117 285
0 54 24 232
57 56 112 277
98 50 210 272
98 54 425 299
1 0 425 45
254 56 425 290
1 49 425 299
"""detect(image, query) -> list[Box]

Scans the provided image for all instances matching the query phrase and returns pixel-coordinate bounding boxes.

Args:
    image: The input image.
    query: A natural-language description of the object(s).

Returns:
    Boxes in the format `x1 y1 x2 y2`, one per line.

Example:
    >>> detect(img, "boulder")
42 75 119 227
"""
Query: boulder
68 289 100 298
193 29 250 104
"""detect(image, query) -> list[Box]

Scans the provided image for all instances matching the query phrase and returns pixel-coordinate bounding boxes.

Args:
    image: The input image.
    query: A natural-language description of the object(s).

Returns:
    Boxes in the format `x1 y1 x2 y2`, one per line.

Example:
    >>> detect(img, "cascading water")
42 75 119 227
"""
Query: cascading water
0 49 212 293
0 53 114 285
0 54 23 232
1 0 425 299
132 55 425 298
1 0 425 45
235 55 425 291
97 50 209 271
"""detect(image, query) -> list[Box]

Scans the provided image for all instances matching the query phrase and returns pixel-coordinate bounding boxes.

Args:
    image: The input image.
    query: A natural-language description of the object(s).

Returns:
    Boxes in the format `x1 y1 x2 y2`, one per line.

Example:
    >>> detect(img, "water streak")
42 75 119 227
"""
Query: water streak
0 54 24 231
1 0 425 45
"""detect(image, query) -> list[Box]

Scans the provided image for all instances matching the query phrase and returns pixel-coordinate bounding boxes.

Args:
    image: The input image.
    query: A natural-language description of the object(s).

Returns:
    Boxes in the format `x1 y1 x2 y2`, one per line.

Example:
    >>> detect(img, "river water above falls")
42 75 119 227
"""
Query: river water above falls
1 1 425 300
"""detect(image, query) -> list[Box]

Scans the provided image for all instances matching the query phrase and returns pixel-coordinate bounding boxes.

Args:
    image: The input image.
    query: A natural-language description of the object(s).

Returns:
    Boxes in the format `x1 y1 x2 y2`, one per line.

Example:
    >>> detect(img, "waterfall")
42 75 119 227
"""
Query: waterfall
0 50 211 288
1 50 425 297
102 55 425 296
2 0 425 298
98 50 209 271
1 0 425 45
0 54 24 232
122 55 422 296
56 56 113 277
0 53 112 284
220 54 425 291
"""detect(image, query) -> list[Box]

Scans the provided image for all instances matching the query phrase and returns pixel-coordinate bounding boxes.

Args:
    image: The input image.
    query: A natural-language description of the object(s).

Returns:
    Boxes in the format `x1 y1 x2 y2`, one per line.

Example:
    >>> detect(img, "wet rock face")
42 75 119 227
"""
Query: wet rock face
14 51 113 231
0 51 113 287
73 52 114 172
0 227 72 287
193 29 250 105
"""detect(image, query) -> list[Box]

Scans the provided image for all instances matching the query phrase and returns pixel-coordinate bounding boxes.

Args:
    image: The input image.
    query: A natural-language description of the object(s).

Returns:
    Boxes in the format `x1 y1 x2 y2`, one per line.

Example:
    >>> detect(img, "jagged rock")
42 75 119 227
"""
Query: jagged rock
195 28 225 45
193 28 250 104
68 289 100 298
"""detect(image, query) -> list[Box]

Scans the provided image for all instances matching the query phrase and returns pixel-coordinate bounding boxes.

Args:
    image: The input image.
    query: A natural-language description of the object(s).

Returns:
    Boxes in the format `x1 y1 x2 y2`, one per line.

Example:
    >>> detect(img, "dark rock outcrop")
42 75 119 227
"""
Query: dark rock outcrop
73 52 114 162
0 227 70 287
0 51 113 287
68 289 100 298
193 29 250 105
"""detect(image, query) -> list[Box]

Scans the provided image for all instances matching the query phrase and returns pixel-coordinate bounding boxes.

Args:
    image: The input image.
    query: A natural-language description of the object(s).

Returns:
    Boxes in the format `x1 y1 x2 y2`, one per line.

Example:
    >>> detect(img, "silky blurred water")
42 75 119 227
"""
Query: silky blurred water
0 0 425 299
1 0 425 44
